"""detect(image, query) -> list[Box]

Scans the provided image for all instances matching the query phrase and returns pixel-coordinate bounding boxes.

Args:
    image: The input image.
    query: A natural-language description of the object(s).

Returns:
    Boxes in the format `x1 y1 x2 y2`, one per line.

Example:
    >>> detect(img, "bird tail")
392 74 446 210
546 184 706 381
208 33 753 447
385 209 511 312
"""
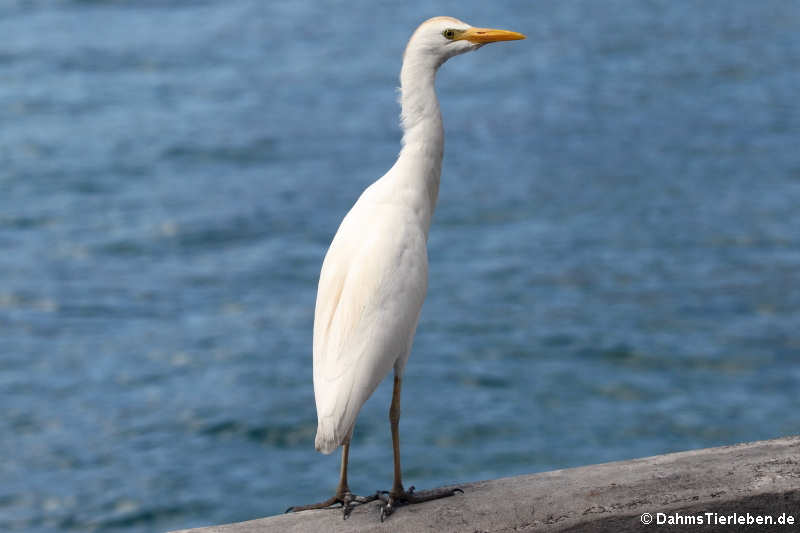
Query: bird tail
314 417 340 455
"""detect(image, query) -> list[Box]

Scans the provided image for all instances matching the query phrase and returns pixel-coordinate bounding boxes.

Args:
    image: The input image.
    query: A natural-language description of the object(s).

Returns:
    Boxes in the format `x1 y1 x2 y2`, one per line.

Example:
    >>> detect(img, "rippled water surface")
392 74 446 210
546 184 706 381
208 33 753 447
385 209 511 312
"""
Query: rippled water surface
2 1 799 531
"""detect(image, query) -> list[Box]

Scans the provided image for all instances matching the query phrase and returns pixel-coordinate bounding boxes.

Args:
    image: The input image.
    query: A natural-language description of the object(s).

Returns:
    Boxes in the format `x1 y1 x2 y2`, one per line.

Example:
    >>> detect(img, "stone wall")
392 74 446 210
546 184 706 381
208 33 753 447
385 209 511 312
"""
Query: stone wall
170 435 800 532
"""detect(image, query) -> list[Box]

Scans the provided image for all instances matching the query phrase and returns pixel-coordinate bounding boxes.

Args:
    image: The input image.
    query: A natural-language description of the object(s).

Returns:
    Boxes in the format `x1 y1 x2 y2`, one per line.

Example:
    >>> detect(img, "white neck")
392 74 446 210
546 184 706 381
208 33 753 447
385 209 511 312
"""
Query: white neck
387 53 444 236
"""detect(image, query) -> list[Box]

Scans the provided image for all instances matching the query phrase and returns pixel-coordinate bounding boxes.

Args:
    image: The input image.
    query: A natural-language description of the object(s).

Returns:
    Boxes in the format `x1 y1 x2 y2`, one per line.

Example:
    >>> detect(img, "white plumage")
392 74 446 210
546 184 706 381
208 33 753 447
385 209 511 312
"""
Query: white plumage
313 198 428 453
290 16 524 519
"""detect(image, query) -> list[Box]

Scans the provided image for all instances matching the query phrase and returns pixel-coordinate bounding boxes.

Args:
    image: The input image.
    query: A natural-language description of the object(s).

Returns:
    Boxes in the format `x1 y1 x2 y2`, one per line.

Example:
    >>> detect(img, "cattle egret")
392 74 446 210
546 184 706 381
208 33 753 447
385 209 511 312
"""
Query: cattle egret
287 16 525 520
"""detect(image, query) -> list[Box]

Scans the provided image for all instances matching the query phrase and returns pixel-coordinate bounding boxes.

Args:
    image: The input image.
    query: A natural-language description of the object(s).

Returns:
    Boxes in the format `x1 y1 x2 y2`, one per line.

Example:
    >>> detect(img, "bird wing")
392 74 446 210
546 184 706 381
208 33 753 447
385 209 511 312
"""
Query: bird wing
312 199 428 454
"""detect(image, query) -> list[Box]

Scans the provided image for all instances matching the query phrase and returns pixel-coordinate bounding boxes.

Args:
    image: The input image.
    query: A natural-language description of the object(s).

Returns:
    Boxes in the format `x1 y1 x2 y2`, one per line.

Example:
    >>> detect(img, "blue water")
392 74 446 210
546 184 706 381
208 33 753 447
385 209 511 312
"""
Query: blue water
2 1 799 531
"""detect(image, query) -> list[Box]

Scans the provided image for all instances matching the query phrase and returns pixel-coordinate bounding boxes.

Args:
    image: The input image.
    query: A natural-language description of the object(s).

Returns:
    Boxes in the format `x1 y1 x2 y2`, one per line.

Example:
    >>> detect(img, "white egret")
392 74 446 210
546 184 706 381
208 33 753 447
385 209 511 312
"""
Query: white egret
288 16 525 520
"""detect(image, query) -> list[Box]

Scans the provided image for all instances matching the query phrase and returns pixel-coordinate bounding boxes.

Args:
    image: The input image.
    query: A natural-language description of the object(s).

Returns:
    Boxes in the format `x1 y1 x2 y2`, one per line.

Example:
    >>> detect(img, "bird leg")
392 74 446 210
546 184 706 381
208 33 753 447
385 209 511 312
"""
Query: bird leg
378 374 463 521
286 438 378 519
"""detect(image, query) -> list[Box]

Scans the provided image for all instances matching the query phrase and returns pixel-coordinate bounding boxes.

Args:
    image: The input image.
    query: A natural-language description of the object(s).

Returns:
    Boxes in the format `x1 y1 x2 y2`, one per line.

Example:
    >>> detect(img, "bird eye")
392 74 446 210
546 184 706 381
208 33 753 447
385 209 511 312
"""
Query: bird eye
443 29 455 39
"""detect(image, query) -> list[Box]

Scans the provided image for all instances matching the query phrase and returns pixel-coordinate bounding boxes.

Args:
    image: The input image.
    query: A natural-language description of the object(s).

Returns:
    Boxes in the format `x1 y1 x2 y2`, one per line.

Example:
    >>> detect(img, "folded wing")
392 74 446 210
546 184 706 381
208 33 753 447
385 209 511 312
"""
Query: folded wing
312 202 427 454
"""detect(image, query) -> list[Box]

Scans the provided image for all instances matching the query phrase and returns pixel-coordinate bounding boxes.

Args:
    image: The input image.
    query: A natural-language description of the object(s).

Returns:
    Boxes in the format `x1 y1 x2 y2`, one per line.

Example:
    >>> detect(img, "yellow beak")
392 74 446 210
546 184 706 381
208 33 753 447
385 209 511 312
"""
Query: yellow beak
456 27 526 44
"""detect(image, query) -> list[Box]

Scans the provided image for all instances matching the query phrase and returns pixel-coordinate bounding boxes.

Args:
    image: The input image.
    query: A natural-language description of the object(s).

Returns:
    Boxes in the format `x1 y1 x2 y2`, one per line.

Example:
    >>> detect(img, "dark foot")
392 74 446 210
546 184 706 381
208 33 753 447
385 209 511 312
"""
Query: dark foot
377 485 463 521
286 491 379 520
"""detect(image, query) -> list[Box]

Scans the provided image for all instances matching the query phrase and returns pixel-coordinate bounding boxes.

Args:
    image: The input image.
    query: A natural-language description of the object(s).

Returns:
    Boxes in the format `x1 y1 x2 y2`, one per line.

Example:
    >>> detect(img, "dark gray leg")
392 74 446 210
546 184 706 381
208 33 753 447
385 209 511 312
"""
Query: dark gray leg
378 373 463 521
287 436 378 519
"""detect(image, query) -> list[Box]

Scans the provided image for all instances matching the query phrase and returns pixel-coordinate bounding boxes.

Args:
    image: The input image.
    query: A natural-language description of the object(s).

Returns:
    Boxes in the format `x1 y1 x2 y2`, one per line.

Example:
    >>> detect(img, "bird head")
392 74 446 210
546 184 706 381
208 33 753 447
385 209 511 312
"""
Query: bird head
404 16 525 68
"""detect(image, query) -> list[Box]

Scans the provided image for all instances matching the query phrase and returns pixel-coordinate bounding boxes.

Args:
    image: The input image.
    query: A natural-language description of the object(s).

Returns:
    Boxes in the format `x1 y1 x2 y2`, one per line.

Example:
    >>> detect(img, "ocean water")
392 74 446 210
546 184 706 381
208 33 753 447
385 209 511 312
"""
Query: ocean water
1 0 799 531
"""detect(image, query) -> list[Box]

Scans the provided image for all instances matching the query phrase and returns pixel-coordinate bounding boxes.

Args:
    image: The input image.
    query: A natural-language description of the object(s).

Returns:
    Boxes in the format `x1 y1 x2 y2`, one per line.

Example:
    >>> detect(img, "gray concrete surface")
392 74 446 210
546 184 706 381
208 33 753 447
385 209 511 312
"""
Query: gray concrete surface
170 435 800 532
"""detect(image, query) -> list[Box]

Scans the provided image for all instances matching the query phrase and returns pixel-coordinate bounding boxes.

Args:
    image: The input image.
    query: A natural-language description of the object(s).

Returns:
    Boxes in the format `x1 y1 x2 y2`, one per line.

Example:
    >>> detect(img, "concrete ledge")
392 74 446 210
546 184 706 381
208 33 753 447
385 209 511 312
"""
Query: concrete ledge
170 435 800 532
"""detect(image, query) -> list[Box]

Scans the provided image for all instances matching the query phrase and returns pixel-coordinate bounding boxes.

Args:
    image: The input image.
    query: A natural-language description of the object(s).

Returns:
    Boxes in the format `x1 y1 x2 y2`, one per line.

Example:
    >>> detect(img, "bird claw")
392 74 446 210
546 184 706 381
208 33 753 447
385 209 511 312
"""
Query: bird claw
343 491 382 520
377 485 463 521
342 493 353 520
290 486 461 521
287 491 378 519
